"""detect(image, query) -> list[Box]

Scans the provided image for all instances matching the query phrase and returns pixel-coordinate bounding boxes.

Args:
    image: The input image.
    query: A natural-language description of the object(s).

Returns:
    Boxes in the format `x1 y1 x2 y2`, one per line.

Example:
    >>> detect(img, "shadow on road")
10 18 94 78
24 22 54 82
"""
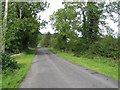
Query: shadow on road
35 48 52 55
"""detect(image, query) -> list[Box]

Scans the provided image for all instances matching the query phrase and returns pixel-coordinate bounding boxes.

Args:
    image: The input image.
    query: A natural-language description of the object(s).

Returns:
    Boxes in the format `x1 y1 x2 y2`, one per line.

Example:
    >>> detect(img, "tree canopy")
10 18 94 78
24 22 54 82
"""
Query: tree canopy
48 1 119 59
2 2 49 53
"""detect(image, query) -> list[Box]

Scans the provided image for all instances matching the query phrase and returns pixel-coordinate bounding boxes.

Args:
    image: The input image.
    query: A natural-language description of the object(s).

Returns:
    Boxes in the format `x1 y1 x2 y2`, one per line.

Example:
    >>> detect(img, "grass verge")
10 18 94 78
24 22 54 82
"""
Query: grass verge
48 48 118 80
2 48 36 88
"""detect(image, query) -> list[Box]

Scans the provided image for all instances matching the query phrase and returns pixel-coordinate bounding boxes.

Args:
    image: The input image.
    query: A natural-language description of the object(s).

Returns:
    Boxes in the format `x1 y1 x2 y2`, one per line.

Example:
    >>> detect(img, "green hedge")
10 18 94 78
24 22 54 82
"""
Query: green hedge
0 53 18 72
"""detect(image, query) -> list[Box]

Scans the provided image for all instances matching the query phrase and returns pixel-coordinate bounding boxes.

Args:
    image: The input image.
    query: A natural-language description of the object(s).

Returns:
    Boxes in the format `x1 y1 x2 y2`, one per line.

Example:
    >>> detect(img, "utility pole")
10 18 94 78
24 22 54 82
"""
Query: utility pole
1 0 8 53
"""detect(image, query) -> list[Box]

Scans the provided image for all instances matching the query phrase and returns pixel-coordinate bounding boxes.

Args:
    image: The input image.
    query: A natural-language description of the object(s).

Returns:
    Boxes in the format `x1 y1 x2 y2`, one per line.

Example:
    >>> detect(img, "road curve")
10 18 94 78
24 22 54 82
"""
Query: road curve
19 48 118 88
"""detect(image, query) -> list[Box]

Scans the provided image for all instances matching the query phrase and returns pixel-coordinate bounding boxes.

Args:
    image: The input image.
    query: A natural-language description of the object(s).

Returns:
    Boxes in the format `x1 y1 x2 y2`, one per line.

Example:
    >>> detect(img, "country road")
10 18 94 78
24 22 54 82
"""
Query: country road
19 48 118 88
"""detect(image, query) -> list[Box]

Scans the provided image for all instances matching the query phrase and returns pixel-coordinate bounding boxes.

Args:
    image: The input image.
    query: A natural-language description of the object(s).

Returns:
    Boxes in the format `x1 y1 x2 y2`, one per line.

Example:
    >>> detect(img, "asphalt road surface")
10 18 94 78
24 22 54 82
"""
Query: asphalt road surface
19 48 118 88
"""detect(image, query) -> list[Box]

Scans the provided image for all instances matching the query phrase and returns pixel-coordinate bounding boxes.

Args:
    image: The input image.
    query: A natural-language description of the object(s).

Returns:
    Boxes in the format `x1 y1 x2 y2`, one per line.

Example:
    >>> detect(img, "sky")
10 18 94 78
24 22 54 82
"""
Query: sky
38 0 118 35
38 0 64 34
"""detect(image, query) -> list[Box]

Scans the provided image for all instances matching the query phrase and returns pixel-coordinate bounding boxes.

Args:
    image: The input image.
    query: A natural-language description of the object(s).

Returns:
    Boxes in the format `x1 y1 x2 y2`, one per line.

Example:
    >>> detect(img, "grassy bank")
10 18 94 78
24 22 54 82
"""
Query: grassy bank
2 48 36 88
48 48 118 80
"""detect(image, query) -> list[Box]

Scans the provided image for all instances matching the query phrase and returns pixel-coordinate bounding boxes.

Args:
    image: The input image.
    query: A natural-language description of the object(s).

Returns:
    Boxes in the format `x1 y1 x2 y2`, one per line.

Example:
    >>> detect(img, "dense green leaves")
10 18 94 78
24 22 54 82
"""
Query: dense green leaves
2 2 49 53
50 4 78 50
40 32 51 47
0 53 18 72
48 2 119 60
89 36 119 59
82 2 102 44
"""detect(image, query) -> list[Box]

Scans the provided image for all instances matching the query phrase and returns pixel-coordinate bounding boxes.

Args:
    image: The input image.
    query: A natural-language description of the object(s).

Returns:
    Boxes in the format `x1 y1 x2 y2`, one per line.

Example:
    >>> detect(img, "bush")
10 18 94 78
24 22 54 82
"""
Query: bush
73 39 89 56
89 36 119 60
0 53 18 72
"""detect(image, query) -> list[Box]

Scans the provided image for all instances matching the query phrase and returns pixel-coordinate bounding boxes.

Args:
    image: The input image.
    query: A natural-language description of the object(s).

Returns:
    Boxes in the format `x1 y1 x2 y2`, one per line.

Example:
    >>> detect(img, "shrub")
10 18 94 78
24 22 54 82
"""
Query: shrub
0 53 18 72
89 36 119 60
73 39 89 56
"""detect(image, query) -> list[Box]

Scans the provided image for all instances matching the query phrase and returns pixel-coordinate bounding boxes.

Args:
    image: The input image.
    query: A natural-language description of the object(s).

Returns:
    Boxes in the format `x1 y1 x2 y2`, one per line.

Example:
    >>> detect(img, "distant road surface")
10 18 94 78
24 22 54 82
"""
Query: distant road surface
19 48 118 88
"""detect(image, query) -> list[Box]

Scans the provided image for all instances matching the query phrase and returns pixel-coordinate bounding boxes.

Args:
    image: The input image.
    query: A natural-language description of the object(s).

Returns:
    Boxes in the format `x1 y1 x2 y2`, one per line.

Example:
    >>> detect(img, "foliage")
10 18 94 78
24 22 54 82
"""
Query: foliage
40 32 51 47
89 36 119 60
50 4 78 50
49 2 119 60
82 2 102 44
5 18 40 53
0 53 18 72
72 38 88 56
2 2 49 53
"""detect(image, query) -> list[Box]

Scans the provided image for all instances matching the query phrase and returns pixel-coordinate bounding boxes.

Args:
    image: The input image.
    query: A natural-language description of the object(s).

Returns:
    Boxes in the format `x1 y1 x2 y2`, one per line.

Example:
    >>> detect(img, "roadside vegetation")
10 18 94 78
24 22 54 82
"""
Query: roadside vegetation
2 48 35 88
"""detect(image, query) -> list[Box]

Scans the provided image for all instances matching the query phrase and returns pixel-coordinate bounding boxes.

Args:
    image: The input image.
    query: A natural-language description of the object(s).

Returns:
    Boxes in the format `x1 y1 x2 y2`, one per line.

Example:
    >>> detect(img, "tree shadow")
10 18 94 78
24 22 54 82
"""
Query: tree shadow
24 48 36 55
35 48 52 55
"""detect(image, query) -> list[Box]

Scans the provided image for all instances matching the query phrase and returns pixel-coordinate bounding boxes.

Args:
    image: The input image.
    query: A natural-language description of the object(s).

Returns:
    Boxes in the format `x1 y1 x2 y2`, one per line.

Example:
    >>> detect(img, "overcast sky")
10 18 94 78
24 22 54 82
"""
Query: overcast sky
38 0 64 34
38 0 118 35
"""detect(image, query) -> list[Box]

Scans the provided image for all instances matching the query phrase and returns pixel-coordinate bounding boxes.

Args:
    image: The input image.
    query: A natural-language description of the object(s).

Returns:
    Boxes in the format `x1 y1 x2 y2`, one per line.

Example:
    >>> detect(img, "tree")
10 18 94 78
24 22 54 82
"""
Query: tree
2 2 49 53
50 1 119 59
40 32 51 47
50 3 78 51
82 2 102 44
